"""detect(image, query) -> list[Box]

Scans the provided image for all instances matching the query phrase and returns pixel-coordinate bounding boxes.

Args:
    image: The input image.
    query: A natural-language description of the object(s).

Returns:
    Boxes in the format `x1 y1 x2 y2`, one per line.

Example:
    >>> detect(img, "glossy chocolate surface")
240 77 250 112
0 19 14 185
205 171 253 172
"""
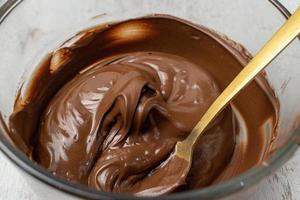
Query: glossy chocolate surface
8 15 278 196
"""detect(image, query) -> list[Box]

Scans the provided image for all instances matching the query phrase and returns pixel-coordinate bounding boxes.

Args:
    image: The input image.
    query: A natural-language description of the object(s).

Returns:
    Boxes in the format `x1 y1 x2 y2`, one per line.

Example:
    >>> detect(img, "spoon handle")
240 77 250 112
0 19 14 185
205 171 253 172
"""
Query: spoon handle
177 7 300 158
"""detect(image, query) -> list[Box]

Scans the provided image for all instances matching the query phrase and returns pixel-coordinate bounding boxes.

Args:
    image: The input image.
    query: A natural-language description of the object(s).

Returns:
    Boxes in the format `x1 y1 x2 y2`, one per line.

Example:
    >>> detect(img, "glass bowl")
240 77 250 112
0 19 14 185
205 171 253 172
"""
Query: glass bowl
0 0 299 199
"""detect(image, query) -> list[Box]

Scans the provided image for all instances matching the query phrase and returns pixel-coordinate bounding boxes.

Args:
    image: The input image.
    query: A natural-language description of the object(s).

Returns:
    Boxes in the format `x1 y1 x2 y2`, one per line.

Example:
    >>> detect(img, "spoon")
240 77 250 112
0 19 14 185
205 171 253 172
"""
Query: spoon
136 7 300 196
175 6 300 172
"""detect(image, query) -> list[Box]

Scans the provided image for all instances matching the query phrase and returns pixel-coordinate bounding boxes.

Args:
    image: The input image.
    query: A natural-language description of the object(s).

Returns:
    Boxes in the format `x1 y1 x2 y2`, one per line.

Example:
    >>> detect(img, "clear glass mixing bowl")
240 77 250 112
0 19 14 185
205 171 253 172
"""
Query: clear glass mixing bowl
0 0 299 199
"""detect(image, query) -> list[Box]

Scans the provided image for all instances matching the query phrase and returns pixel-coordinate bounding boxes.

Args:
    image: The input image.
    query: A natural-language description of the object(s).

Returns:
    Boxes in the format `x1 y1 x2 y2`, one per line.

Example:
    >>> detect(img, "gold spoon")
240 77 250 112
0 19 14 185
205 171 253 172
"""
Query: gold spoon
174 6 300 186
175 6 300 169
135 7 300 196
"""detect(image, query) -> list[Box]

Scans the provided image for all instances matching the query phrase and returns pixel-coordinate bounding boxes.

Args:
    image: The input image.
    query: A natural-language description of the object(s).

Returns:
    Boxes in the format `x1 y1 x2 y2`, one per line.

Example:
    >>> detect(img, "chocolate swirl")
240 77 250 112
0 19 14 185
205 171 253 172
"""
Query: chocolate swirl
37 52 235 194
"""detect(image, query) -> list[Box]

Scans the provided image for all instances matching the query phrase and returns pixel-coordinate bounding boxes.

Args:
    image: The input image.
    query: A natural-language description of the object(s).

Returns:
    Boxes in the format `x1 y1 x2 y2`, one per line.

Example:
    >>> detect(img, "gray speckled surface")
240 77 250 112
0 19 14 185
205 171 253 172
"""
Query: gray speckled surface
0 0 299 200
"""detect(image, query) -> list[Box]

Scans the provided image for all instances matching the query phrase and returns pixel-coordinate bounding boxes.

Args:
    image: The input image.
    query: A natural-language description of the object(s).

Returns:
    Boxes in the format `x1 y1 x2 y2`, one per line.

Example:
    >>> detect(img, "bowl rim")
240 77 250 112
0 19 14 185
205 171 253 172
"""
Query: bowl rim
0 0 299 199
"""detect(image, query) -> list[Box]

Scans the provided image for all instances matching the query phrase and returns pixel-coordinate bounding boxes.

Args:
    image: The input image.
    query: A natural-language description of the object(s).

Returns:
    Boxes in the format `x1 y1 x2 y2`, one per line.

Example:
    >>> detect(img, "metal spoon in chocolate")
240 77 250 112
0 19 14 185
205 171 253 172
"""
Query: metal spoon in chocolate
145 7 300 195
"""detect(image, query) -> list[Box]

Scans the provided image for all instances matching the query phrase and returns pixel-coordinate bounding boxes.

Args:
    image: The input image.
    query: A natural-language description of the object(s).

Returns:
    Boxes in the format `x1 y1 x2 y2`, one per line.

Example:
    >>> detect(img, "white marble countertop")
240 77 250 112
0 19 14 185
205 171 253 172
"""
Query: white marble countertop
0 0 299 200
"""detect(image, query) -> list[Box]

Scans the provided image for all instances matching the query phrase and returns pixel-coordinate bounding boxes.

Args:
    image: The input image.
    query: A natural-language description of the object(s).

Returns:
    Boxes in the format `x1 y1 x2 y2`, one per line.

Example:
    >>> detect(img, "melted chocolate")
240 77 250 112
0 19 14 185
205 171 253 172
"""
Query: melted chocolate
8 15 278 196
